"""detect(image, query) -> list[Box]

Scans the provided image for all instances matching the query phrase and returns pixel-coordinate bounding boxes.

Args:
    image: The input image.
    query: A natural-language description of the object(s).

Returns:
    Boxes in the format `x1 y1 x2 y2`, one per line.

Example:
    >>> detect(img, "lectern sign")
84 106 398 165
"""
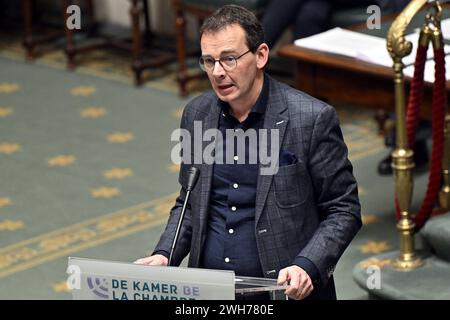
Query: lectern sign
67 257 235 300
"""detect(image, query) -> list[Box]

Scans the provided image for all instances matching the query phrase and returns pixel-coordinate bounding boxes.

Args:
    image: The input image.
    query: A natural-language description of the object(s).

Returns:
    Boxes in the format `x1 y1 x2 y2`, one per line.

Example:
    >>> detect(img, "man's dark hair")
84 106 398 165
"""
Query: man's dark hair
199 5 264 52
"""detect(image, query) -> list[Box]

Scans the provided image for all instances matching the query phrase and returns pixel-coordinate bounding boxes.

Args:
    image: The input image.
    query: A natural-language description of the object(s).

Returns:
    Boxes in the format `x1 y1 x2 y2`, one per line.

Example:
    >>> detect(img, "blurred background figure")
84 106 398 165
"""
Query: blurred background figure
262 0 411 48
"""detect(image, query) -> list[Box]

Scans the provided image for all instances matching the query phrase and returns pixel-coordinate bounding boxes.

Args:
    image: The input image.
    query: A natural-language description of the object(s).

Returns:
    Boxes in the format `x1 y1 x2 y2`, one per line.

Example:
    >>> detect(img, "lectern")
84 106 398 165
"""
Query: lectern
67 257 287 300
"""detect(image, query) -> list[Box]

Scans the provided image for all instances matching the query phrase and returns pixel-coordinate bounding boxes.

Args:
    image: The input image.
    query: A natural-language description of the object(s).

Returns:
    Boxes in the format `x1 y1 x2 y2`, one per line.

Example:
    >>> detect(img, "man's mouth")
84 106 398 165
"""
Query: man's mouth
217 84 234 90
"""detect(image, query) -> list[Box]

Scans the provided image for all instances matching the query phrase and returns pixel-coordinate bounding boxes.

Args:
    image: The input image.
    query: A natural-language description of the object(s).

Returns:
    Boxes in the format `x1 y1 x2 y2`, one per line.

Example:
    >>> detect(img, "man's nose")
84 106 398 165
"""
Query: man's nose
212 61 226 77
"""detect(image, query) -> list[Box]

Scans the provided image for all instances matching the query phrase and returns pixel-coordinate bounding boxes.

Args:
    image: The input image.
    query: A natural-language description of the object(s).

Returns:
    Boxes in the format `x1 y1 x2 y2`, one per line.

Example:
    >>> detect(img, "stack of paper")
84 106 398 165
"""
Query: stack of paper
294 27 450 82
294 27 392 67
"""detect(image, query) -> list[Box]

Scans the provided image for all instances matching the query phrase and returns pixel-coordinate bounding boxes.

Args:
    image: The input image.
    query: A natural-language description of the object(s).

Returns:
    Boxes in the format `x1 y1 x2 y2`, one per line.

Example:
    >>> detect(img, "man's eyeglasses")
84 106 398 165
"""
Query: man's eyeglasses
199 49 252 72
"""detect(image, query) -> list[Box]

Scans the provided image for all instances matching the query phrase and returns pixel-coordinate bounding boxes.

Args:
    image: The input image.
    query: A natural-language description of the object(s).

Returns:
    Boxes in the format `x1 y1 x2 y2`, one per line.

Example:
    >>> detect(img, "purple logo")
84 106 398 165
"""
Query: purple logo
87 277 109 299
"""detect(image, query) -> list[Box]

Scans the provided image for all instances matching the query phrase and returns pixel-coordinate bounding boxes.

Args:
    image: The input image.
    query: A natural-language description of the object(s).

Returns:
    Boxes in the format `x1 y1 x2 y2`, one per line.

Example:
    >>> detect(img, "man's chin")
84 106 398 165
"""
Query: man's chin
215 89 237 103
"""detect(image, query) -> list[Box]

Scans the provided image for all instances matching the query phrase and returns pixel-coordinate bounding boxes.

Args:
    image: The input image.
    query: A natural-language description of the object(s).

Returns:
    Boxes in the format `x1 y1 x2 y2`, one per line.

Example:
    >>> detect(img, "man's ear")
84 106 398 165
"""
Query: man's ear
256 43 269 69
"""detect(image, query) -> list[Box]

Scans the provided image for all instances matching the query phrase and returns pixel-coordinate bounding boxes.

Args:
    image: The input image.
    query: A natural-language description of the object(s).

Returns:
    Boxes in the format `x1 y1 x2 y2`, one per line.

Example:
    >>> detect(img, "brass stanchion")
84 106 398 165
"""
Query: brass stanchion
386 0 435 271
390 55 425 269
439 115 450 209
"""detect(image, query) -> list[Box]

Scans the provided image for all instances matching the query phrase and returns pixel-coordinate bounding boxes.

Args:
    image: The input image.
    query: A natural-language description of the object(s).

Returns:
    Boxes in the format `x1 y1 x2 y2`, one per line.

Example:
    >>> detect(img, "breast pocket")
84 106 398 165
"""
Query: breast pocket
273 161 310 208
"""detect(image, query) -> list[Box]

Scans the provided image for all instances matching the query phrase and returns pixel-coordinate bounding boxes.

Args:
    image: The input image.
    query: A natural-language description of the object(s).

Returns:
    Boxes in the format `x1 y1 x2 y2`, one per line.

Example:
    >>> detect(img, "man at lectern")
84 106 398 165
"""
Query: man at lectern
135 5 362 300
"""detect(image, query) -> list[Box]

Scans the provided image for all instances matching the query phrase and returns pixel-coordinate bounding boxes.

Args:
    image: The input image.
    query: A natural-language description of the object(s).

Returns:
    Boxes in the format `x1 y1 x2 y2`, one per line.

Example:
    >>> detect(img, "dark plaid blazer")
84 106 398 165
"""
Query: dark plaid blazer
154 75 362 299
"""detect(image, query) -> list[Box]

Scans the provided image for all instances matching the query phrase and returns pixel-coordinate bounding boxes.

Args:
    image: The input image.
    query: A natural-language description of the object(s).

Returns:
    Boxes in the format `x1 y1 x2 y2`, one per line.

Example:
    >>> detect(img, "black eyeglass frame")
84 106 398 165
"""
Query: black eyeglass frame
198 49 253 72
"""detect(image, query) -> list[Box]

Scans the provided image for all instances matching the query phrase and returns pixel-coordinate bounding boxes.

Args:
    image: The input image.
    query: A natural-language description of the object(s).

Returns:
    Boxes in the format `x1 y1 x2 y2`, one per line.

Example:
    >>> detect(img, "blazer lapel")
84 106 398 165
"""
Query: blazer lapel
198 100 221 241
255 79 289 225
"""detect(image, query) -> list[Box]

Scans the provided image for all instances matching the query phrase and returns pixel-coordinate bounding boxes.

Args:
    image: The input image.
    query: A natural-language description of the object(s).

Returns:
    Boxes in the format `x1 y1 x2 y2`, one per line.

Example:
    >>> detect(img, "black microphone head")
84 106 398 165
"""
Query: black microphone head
186 166 200 191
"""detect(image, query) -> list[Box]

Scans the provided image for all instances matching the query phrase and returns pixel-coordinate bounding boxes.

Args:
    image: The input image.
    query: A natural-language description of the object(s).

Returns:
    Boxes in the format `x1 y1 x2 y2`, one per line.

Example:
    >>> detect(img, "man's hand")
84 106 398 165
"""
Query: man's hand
134 254 168 266
277 265 314 300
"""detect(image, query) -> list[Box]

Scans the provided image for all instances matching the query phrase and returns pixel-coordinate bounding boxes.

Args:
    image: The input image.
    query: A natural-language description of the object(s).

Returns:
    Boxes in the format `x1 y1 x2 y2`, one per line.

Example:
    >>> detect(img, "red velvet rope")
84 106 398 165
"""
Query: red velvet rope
394 40 446 230
414 47 446 229
406 45 427 147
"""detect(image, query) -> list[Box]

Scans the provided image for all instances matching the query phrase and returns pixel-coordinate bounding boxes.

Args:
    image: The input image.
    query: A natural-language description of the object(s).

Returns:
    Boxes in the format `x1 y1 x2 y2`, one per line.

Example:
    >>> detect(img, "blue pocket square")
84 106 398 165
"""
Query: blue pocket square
279 150 298 166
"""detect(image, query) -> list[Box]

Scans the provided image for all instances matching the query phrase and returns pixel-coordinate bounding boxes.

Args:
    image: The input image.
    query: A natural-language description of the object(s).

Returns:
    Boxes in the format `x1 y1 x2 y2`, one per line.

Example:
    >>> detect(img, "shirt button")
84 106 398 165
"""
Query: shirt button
233 183 238 189
231 206 237 212
233 155 239 161
225 257 230 263
229 229 234 234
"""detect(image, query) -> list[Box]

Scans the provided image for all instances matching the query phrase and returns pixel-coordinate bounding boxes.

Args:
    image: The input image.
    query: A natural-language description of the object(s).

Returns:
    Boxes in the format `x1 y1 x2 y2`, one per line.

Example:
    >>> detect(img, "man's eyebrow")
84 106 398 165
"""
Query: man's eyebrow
201 50 238 57
220 50 238 55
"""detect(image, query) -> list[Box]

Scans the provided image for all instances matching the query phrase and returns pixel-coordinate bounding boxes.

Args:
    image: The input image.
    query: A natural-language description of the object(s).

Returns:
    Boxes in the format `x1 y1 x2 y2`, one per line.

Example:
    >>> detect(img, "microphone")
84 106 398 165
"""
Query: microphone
186 166 201 191
168 166 200 266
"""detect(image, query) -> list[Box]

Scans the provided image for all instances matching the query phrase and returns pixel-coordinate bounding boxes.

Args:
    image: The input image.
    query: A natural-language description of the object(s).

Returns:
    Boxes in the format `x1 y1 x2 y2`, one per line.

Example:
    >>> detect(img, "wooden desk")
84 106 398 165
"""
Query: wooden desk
277 43 448 121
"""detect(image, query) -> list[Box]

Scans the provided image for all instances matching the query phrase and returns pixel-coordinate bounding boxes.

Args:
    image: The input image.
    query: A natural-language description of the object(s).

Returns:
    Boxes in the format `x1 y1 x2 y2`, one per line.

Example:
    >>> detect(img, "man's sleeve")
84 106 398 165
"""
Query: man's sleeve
293 256 321 287
299 103 362 287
